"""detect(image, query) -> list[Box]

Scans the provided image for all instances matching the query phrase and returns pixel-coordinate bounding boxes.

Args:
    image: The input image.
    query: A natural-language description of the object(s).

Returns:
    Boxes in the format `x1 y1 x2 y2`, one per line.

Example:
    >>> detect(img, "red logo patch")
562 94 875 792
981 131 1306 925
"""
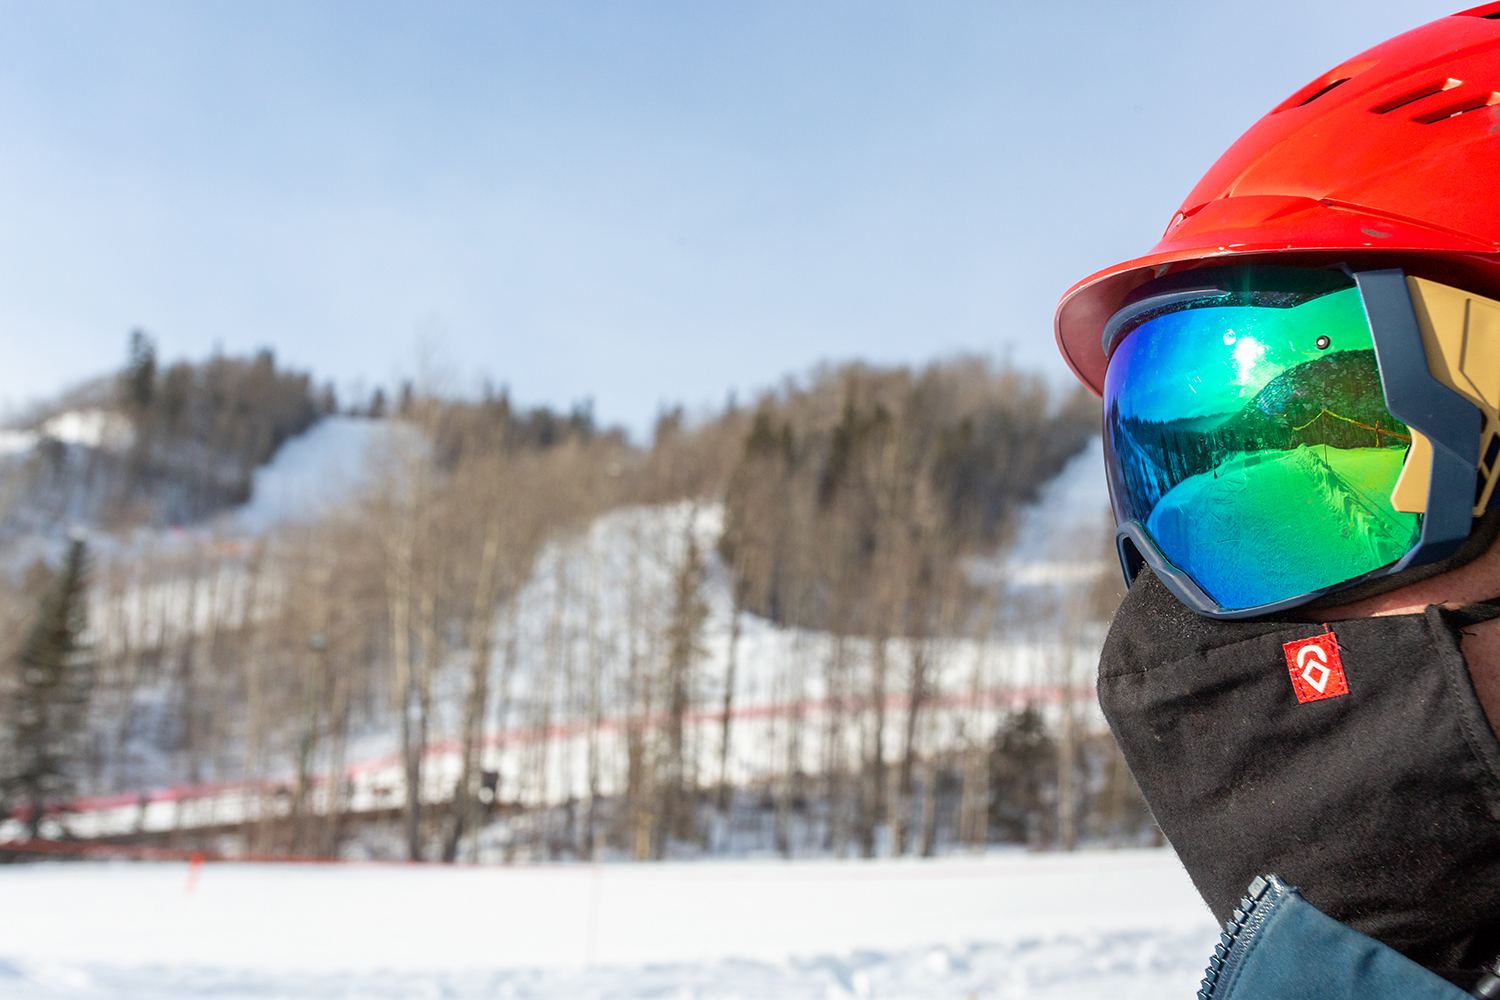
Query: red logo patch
1283 631 1349 704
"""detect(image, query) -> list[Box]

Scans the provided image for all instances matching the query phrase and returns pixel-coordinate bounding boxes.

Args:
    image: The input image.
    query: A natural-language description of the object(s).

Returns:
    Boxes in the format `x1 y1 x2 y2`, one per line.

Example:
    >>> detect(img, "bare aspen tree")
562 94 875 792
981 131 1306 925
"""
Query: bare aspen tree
238 541 277 855
716 406 786 833
528 549 568 859
198 545 229 782
288 534 332 854
716 577 743 822
582 540 604 860
655 521 707 858
822 631 849 854
958 589 1001 850
318 601 357 858
777 636 811 858
99 555 142 791
369 415 444 862
857 632 888 857
1055 626 1079 853
893 635 928 856
918 561 963 857
442 456 508 863
820 485 863 855
559 562 581 857
621 516 655 861
495 602 520 860
176 553 205 785
412 548 444 850
317 515 380 857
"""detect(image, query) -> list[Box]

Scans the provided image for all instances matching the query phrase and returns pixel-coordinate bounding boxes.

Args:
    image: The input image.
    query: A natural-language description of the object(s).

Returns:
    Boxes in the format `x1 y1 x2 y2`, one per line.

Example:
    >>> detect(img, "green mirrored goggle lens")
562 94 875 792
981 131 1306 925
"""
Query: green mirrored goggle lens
1103 284 1423 611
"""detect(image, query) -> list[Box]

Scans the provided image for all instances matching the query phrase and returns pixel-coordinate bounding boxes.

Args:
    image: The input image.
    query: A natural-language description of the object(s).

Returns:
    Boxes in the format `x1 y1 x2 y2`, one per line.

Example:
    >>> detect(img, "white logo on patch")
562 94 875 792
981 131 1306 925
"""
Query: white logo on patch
1297 644 1331 694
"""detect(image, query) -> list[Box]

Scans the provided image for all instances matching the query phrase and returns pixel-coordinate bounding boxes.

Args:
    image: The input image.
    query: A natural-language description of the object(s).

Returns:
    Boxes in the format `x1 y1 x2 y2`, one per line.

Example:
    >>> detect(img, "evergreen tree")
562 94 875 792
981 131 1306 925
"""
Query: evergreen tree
122 329 157 413
1 538 93 839
988 706 1057 845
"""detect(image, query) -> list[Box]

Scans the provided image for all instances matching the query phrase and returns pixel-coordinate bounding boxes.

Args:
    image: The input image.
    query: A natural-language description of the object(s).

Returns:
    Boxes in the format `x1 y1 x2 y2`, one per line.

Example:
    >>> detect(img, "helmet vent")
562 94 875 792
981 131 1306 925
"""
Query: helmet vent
1411 90 1500 123
1272 60 1378 114
1297 78 1350 107
1371 78 1464 114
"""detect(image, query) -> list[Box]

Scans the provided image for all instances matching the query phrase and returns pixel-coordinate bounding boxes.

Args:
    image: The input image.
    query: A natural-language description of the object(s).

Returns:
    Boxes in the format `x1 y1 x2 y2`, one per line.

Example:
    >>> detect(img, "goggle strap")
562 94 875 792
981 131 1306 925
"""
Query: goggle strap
1439 598 1500 629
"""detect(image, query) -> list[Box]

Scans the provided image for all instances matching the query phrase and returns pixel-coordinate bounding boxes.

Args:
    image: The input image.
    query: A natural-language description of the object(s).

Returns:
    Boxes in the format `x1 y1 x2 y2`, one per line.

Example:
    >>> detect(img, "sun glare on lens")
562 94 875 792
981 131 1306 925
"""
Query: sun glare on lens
1232 335 1267 389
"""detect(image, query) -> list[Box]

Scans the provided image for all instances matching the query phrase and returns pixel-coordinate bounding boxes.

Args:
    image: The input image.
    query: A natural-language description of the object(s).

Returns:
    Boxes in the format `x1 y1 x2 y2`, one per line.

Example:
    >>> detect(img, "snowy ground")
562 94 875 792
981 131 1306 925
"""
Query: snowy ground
0 848 1216 999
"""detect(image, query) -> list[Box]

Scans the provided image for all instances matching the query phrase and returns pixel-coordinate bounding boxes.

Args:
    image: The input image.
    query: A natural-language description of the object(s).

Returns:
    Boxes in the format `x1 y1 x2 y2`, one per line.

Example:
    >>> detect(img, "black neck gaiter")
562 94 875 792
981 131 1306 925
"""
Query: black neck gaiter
1100 569 1500 978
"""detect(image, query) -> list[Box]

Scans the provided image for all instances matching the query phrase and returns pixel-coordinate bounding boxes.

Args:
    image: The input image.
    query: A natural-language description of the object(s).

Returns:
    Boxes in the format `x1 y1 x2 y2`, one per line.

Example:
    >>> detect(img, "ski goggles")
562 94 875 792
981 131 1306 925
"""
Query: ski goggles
1103 265 1500 618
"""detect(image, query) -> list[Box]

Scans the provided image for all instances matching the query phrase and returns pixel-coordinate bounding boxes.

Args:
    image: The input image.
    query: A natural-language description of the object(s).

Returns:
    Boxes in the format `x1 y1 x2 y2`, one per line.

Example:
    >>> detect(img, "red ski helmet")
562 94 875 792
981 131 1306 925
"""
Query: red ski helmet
1056 3 1500 397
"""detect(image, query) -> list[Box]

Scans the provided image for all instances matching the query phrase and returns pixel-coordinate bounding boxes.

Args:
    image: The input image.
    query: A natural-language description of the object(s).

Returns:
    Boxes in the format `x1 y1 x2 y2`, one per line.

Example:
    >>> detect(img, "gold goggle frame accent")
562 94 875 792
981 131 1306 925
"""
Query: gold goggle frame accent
1390 277 1500 516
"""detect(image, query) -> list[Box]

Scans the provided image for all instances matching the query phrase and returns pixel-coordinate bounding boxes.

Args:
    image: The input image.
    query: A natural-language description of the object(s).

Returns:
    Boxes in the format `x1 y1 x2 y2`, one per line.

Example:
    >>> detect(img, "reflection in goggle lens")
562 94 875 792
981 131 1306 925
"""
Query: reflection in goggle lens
1103 284 1421 611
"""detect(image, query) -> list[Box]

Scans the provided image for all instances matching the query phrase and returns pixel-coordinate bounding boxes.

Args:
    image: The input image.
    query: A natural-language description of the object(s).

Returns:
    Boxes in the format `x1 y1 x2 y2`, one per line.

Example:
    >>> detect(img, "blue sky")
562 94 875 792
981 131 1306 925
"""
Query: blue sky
0 0 1458 438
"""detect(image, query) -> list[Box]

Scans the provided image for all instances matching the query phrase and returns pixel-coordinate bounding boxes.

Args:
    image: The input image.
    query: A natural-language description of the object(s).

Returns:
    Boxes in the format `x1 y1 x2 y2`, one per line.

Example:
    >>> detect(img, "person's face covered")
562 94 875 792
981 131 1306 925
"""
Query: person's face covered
1100 546 1500 978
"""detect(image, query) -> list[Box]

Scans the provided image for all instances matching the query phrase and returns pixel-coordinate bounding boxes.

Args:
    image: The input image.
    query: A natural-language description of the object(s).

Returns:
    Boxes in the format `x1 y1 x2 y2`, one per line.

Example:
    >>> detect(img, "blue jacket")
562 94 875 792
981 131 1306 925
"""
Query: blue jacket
1198 875 1478 999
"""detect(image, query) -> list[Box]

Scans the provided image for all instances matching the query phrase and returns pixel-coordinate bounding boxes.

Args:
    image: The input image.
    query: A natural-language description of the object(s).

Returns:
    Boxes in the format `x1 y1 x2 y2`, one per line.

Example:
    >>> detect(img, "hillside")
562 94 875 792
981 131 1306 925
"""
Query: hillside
0 339 327 556
1222 349 1406 450
0 352 1123 864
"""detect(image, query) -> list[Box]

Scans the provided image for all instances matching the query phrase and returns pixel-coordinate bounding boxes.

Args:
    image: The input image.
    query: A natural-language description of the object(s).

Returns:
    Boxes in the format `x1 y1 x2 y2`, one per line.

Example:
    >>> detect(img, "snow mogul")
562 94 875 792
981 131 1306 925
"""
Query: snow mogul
1055 6 1500 998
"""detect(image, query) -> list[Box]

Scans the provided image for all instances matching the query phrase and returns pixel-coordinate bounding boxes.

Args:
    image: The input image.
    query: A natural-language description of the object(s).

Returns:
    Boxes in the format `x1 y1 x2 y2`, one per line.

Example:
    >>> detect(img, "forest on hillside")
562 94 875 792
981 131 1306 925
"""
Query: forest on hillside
2 333 327 537
0 341 1144 863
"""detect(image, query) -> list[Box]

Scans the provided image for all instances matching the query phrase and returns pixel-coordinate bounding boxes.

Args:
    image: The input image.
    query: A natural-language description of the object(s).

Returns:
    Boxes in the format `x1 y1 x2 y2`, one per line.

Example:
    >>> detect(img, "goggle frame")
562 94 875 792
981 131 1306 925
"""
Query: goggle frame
1108 267 1500 618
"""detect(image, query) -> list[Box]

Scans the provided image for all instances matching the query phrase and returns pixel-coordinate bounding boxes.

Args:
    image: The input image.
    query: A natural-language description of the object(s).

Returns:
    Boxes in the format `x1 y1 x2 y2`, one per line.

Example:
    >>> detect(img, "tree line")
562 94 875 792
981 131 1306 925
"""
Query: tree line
0 347 1152 861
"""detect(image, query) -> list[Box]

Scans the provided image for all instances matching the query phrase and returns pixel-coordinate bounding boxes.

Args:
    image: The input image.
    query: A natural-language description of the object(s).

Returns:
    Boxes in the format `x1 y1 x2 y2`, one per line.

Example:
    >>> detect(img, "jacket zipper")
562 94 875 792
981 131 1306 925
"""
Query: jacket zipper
1197 874 1293 1000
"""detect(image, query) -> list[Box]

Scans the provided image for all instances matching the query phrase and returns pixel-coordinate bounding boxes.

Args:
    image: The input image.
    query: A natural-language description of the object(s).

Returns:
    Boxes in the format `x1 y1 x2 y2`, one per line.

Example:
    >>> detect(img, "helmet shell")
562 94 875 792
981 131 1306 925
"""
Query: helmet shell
1056 4 1500 395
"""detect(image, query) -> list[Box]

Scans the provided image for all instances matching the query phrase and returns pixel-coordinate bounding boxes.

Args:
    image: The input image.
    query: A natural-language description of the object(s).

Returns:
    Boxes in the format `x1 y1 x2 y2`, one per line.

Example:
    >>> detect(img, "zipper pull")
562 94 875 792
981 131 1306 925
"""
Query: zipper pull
1472 962 1500 998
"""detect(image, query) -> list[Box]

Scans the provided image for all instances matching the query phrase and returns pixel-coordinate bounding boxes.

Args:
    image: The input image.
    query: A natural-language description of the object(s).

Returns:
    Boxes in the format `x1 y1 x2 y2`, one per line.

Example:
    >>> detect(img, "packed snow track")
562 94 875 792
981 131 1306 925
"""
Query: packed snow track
0 848 1216 999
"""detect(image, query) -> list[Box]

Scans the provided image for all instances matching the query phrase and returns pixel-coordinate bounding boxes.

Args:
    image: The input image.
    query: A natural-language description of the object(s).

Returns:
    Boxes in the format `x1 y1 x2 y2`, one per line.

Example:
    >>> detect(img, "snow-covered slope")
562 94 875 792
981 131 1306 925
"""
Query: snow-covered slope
0 409 134 457
0 410 398 552
228 416 397 533
44 430 1114 835
1007 435 1113 577
964 436 1114 590
0 848 1215 999
54 492 1101 843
